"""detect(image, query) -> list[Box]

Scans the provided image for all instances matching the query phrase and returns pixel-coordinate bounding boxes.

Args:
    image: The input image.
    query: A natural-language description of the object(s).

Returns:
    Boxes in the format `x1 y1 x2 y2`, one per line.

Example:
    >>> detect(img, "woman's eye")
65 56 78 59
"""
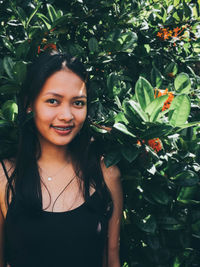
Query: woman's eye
47 99 58 105
74 100 86 107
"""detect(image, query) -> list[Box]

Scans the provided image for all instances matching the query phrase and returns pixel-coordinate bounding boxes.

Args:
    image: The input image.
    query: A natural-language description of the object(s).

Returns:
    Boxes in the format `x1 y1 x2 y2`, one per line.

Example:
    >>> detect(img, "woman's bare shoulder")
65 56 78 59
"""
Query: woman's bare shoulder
100 157 121 194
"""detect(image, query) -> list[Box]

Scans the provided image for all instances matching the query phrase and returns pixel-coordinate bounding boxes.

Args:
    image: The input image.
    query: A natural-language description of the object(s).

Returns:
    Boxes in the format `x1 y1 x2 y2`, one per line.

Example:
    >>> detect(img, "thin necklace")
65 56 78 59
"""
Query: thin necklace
51 174 76 212
38 162 68 181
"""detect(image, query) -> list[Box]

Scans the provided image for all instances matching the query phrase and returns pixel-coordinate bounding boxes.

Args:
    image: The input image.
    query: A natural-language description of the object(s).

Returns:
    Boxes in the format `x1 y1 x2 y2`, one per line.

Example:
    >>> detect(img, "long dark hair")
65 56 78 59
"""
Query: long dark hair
6 51 109 216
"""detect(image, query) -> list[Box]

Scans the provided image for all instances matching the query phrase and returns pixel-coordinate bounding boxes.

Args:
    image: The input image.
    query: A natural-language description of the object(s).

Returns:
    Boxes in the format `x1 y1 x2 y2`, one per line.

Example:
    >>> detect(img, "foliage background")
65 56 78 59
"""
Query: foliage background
0 0 200 266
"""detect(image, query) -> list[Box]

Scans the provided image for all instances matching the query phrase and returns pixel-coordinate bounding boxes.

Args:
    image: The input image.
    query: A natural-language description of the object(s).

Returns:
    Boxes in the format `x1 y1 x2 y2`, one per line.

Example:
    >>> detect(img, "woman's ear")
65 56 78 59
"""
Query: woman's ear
27 107 32 114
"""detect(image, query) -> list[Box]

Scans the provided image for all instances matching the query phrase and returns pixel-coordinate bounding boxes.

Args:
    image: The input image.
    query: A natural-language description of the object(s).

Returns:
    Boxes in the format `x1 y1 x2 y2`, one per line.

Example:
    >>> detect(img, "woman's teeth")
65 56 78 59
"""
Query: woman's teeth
52 126 73 131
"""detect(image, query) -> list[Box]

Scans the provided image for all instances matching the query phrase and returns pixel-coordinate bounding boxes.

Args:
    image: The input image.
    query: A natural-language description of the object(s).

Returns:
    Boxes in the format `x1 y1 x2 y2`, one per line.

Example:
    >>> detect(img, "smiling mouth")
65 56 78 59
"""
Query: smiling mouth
51 126 74 131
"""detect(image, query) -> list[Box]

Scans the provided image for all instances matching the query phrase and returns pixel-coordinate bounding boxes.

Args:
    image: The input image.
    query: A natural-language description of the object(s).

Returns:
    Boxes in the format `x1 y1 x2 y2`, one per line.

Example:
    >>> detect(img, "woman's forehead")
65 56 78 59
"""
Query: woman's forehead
39 70 87 97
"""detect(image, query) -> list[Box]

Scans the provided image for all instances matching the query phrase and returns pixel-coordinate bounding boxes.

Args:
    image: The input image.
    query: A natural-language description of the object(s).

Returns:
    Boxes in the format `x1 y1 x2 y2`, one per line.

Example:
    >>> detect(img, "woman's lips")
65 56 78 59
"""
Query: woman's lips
51 125 74 135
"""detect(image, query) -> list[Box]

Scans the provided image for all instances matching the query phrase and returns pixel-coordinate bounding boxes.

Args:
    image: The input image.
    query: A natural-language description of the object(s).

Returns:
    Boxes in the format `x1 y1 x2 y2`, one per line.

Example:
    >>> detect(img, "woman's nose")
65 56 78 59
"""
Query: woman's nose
58 106 74 121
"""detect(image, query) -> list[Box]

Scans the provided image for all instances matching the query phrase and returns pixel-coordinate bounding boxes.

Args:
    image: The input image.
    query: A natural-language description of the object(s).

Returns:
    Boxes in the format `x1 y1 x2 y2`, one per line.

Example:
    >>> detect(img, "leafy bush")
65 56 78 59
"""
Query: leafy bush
0 0 200 266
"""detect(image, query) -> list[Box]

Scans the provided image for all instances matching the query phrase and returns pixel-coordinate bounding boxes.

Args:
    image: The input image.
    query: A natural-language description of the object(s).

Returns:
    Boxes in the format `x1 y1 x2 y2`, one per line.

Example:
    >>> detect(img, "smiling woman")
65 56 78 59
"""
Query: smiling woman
0 51 123 267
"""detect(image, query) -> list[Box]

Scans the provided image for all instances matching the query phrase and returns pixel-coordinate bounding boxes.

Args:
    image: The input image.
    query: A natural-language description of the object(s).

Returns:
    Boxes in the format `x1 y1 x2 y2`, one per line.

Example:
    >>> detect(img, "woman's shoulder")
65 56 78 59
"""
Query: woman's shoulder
100 157 121 181
100 157 121 195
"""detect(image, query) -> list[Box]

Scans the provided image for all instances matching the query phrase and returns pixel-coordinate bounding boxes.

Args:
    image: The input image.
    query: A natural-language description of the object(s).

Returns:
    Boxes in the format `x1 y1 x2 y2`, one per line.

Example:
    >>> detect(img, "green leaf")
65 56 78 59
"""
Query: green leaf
13 61 27 85
90 125 107 134
119 32 138 52
37 13 51 29
173 171 199 187
174 0 180 7
125 100 148 122
174 73 191 94
141 124 173 139
135 215 157 234
113 123 136 138
145 95 168 122
88 37 99 52
150 189 170 205
3 57 14 79
135 77 154 111
165 62 178 77
26 2 42 29
2 100 18 121
169 95 190 126
123 100 144 127
104 150 121 168
121 146 139 163
177 186 197 201
151 65 163 87
0 84 19 94
2 38 15 53
16 41 30 60
107 73 121 97
47 4 58 23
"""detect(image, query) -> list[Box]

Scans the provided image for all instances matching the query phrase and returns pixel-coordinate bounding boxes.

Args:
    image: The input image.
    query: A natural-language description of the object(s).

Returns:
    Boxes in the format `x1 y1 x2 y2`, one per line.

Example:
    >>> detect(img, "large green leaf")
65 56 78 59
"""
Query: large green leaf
172 171 199 187
135 77 154 111
121 146 139 163
123 100 145 126
125 100 148 122
13 61 27 85
3 57 14 80
174 73 191 94
141 124 173 139
177 186 197 202
169 95 190 126
113 123 136 138
145 95 168 122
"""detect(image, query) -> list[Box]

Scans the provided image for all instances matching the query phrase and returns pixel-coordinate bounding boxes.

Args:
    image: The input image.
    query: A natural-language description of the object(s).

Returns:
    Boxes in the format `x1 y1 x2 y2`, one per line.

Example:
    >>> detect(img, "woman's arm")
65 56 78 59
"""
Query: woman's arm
101 160 123 267
0 206 5 267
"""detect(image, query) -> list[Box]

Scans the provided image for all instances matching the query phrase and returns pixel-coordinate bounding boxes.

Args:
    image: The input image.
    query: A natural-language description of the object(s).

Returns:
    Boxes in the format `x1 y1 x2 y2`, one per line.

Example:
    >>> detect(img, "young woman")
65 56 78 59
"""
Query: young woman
0 51 123 267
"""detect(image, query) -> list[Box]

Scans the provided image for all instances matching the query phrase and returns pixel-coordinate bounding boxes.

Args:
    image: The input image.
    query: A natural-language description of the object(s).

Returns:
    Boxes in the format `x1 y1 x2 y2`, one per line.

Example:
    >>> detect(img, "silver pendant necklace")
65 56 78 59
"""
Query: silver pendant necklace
38 162 68 181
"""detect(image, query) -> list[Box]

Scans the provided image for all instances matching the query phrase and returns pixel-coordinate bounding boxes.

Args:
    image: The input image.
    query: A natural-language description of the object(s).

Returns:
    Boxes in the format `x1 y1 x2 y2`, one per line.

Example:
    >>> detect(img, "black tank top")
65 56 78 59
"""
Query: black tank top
2 163 110 267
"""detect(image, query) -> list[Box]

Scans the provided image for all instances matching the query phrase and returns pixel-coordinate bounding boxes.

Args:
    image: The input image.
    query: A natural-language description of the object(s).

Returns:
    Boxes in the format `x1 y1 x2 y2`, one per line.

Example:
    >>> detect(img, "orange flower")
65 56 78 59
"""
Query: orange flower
38 45 41 54
154 88 174 111
157 26 186 42
43 43 57 51
148 138 162 152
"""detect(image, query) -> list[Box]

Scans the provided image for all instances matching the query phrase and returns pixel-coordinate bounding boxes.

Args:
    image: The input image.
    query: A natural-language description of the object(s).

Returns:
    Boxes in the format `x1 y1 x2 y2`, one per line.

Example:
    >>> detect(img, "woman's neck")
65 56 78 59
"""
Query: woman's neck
38 141 70 166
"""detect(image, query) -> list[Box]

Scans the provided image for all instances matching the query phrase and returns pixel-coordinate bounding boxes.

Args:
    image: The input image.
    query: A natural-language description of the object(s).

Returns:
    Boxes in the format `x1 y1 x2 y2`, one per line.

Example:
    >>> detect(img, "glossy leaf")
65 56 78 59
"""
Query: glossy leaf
169 95 190 126
173 171 199 187
174 73 191 94
135 77 154 111
145 95 168 122
113 123 136 138
121 146 140 163
2 100 18 121
3 57 14 79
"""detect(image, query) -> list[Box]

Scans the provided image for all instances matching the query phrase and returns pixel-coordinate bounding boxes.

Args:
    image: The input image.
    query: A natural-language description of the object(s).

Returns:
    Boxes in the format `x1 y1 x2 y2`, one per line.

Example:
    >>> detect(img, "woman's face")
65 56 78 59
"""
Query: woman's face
32 69 87 148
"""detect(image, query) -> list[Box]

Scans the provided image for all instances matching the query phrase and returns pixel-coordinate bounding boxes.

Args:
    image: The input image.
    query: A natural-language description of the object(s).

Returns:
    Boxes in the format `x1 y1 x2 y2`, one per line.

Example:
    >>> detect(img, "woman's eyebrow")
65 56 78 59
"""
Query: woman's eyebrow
44 92 87 99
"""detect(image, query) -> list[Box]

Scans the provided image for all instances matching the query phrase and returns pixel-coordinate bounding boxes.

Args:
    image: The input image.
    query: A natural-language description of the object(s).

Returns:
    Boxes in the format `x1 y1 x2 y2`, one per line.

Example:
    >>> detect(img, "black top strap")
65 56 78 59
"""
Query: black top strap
0 160 10 182
0 160 15 198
